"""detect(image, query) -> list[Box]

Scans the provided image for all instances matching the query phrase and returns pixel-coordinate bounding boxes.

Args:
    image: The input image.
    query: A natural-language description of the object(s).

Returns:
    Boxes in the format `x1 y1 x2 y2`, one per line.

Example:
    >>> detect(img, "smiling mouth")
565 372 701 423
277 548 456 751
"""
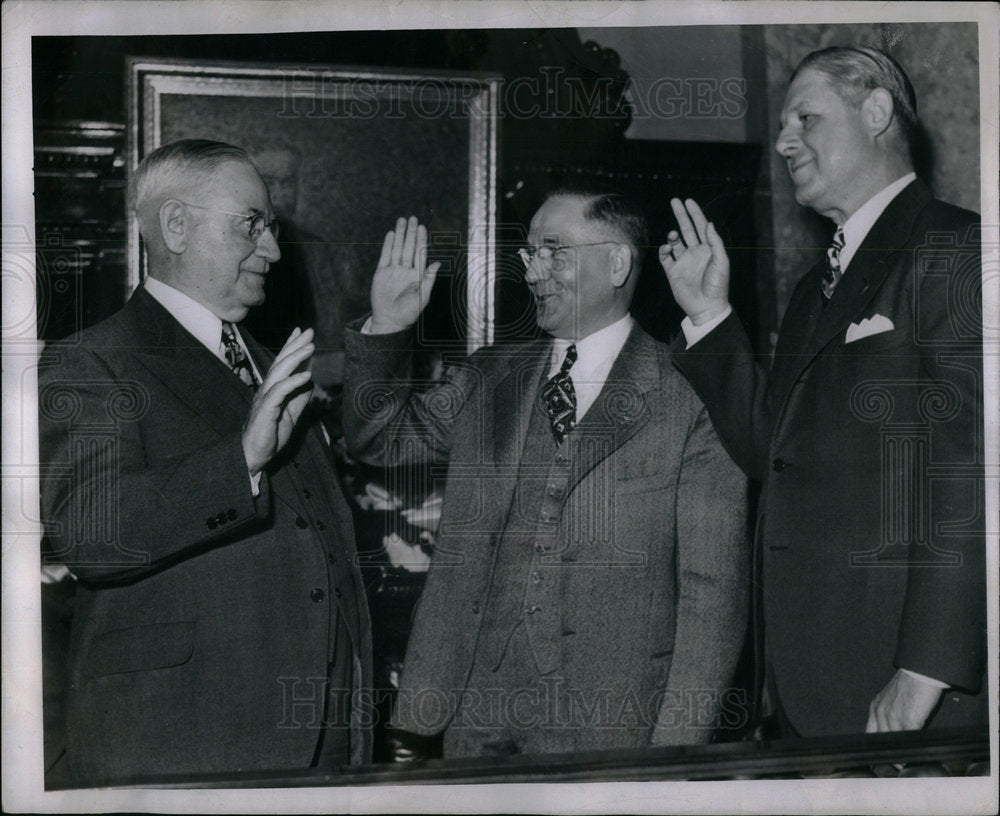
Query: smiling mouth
789 159 813 175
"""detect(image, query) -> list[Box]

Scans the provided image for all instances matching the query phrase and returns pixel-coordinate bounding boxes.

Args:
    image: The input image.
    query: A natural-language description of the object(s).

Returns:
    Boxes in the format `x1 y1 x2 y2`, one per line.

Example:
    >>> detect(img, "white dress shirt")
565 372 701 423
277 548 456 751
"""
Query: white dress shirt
143 275 263 492
678 173 943 691
547 314 634 422
681 173 919 350
143 275 262 382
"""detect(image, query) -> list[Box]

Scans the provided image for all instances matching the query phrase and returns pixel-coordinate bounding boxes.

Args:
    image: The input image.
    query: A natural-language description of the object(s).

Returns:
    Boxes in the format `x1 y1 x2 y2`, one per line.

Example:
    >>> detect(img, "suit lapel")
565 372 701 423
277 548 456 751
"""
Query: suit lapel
492 340 549 467
127 287 253 436
565 326 656 496
770 260 826 414
778 180 931 402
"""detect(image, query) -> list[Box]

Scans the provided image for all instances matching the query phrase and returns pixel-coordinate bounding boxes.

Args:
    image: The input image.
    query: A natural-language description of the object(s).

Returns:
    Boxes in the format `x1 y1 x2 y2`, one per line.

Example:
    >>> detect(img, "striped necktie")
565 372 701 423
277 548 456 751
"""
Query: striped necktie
821 226 846 300
540 343 577 445
221 322 258 390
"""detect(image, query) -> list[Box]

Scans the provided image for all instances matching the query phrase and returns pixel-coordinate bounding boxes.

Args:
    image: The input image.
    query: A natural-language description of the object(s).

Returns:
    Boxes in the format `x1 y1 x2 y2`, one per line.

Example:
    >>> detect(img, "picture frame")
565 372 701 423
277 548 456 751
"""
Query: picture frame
127 58 502 375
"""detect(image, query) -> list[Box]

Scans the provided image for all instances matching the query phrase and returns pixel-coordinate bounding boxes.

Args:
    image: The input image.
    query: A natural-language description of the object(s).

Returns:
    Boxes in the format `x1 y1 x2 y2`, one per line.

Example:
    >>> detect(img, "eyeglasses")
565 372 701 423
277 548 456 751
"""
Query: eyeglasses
517 241 618 270
181 202 280 243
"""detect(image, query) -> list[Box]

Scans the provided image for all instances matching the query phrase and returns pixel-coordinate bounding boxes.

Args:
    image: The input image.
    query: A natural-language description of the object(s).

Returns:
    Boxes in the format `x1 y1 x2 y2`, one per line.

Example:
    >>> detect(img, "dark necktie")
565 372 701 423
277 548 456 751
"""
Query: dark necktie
540 343 577 445
221 322 258 390
821 226 846 300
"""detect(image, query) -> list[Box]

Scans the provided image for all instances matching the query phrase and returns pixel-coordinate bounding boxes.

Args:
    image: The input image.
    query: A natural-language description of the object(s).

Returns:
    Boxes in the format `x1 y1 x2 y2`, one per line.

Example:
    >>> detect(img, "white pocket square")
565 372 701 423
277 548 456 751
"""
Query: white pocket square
845 314 895 343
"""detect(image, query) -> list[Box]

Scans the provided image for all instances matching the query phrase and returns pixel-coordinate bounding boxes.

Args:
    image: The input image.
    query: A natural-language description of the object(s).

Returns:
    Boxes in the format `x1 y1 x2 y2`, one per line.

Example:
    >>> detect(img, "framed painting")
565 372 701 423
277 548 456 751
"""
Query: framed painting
127 58 502 384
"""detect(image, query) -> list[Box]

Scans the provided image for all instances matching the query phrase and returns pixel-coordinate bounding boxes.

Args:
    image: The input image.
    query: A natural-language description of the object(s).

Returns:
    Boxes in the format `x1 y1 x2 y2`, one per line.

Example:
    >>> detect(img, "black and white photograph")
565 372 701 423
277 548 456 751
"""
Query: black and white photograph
3 1 997 813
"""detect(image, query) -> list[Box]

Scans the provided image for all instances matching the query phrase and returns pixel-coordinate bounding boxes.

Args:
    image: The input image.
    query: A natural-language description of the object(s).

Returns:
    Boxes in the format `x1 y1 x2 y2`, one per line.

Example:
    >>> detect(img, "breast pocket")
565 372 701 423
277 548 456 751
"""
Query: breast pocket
85 621 195 679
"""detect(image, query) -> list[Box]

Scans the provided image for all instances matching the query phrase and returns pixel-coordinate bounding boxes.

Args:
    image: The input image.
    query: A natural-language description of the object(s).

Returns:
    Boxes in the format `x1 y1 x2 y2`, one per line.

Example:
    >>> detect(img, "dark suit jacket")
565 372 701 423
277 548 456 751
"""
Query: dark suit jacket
39 286 373 785
672 180 986 736
344 322 749 749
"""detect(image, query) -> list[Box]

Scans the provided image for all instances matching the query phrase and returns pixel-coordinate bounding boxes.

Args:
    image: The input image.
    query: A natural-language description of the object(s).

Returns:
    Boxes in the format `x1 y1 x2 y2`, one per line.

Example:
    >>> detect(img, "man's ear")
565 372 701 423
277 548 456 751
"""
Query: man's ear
862 87 895 139
609 243 633 288
158 200 189 255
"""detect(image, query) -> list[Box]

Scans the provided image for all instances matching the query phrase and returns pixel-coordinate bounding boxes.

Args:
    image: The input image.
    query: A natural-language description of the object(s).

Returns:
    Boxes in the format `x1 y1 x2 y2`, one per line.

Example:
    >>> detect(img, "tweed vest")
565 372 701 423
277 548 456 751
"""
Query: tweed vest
473 376 589 676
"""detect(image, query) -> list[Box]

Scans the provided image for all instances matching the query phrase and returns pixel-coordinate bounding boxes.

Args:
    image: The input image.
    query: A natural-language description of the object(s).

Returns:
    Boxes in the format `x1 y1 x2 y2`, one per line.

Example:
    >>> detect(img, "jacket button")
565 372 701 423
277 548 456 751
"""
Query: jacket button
206 517 218 530
328 552 337 563
303 489 312 499
531 571 543 584
772 458 787 472
227 508 237 521
310 588 325 603
540 512 554 522
295 516 308 529
334 588 342 600
488 534 498 548
472 601 480 614
526 605 541 615
546 484 563 497
554 454 568 465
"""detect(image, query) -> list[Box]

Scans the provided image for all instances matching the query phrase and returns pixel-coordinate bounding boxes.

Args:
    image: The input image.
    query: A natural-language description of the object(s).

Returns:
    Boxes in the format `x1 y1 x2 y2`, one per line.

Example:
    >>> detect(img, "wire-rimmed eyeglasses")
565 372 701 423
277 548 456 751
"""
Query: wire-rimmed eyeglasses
181 202 280 243
517 240 618 269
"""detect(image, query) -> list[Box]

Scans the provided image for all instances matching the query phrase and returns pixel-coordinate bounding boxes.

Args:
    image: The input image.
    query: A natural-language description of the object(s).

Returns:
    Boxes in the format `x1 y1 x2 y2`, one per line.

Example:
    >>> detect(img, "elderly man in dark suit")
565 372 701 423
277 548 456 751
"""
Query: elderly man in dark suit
39 139 372 786
343 189 748 757
660 45 986 737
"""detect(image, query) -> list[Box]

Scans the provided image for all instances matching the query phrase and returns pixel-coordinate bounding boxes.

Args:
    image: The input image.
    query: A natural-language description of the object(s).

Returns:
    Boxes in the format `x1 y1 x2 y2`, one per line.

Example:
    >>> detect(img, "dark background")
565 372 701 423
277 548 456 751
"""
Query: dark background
32 29 764 352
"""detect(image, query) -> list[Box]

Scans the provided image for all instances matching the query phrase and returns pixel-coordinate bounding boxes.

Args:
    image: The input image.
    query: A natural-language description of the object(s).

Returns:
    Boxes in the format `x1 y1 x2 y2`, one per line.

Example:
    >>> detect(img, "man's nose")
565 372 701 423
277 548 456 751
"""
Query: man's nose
255 228 281 262
522 258 547 285
775 123 797 157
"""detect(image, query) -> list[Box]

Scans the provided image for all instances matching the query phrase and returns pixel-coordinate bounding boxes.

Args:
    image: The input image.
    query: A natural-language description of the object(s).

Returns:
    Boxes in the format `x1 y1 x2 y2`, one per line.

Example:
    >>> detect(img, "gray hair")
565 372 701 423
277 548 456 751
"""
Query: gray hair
132 138 253 216
544 185 650 269
792 45 918 159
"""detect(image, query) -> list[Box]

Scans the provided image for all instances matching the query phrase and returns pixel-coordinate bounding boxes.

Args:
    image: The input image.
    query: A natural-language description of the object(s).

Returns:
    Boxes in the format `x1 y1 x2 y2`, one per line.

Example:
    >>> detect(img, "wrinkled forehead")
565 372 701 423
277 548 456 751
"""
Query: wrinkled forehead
203 159 272 210
780 68 842 121
528 195 594 243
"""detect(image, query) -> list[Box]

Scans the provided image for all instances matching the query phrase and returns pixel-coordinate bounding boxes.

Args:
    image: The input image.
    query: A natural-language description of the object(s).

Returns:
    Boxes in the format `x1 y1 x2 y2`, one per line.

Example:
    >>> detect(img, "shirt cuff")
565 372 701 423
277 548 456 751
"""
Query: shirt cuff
900 668 948 689
681 306 732 349
360 316 373 335
249 470 263 497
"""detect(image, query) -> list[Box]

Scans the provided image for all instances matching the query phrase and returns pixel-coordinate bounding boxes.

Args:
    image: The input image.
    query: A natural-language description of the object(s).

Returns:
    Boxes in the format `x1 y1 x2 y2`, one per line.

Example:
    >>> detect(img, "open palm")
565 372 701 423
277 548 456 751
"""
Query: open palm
370 216 441 334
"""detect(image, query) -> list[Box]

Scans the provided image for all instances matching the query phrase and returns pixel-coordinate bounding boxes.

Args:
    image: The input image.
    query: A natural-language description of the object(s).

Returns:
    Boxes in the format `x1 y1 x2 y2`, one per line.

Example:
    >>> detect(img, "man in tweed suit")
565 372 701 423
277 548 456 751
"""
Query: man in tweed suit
39 139 372 785
344 189 748 757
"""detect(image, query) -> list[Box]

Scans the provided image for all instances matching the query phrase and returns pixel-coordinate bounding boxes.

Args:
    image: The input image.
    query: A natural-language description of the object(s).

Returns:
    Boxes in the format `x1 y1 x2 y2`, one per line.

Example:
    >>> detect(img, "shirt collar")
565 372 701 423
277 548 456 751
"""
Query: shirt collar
142 275 226 359
549 314 634 376
839 172 917 271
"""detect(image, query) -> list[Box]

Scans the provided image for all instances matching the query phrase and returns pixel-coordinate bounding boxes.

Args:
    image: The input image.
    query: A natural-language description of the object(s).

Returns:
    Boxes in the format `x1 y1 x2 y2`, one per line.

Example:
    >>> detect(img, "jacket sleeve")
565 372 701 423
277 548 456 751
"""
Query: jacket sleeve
38 346 271 584
651 400 750 745
893 213 986 692
670 313 772 481
342 321 478 468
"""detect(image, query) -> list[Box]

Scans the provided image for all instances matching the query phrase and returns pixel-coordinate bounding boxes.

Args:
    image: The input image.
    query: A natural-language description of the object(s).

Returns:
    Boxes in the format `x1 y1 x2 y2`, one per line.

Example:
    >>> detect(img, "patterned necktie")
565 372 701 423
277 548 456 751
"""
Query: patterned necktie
221 322 258 390
821 226 846 300
540 343 577 445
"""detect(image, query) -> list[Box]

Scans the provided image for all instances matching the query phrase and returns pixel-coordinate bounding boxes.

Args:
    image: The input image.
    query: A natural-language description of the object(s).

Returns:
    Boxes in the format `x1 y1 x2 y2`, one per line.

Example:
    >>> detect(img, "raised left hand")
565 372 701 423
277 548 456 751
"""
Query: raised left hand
866 669 944 732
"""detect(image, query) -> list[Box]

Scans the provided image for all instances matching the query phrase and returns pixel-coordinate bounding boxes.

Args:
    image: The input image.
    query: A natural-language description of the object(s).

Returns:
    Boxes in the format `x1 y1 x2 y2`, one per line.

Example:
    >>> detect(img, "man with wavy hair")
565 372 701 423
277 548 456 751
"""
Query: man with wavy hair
661 45 985 737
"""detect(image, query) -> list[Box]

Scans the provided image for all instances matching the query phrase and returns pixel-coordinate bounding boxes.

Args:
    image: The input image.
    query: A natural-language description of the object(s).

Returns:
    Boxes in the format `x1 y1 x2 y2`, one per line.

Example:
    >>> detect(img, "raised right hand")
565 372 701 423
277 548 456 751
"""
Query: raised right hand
658 198 731 326
242 327 315 476
369 216 441 334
